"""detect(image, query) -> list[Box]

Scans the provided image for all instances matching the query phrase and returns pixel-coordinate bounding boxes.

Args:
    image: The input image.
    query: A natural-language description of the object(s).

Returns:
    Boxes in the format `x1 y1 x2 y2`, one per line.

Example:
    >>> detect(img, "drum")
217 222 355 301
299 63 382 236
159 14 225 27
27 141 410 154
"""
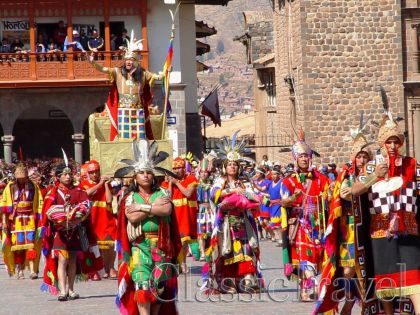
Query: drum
372 176 403 194
46 201 90 230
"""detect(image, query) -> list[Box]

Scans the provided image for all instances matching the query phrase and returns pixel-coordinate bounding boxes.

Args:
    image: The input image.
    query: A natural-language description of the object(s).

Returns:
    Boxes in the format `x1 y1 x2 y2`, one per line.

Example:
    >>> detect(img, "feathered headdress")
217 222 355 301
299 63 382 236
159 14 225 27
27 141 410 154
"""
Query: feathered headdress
122 29 143 62
213 130 255 164
198 154 214 172
114 140 177 178
376 86 404 150
291 129 319 160
344 112 374 160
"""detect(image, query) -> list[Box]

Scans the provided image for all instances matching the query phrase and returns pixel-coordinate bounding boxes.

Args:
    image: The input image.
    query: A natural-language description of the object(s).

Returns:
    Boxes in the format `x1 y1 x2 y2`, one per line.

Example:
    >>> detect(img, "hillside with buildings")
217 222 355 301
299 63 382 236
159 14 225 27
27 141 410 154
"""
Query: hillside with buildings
195 0 272 120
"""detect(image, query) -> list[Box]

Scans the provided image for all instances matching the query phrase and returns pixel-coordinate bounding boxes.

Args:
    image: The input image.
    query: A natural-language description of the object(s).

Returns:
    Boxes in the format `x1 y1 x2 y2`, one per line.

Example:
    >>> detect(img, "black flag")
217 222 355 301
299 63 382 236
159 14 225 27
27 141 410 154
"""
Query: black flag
201 88 221 126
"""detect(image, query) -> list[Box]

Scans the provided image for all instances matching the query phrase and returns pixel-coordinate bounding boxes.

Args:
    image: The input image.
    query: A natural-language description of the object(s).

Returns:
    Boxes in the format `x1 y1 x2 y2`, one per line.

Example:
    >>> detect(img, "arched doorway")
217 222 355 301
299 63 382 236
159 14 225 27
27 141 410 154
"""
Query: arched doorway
12 105 74 159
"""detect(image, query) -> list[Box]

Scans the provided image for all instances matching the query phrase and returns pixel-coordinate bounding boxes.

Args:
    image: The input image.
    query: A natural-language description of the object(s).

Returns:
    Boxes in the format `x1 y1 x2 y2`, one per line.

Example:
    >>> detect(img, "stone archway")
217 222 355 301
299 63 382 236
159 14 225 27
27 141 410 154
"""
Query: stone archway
12 104 74 159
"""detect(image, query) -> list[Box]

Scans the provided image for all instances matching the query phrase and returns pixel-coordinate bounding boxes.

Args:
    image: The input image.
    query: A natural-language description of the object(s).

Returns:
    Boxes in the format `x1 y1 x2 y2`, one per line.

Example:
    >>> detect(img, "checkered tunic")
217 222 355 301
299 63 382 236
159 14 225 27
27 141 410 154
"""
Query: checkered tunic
117 108 145 139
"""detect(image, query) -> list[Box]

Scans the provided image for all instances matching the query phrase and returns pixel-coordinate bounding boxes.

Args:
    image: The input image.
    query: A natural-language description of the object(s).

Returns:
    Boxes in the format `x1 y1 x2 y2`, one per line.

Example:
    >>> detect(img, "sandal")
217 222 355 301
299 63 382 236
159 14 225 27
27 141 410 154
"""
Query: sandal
17 270 24 280
109 270 118 279
181 263 189 274
102 273 110 279
58 294 68 302
30 273 38 280
68 291 80 300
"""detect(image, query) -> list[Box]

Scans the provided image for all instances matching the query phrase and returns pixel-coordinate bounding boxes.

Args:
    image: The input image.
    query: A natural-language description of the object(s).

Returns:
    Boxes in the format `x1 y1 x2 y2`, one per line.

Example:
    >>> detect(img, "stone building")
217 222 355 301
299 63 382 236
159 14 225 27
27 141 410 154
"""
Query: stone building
268 0 419 165
235 11 288 163
0 0 231 163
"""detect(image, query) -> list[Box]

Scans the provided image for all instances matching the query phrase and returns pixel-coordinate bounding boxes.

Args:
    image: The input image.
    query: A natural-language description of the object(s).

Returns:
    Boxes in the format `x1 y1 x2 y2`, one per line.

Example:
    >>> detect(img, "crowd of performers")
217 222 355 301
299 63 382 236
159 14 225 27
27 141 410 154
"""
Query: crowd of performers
0 106 419 315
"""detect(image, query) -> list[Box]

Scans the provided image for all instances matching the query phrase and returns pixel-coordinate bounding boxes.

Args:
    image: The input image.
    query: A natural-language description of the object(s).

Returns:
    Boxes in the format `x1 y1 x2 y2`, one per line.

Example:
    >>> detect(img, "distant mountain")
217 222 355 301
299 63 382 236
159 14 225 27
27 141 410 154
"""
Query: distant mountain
195 0 273 117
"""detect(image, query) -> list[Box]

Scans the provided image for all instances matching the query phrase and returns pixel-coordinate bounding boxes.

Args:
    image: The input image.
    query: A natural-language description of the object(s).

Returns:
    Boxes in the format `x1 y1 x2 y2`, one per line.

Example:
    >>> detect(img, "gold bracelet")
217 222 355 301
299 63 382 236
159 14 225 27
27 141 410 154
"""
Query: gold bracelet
362 173 378 189
139 204 152 214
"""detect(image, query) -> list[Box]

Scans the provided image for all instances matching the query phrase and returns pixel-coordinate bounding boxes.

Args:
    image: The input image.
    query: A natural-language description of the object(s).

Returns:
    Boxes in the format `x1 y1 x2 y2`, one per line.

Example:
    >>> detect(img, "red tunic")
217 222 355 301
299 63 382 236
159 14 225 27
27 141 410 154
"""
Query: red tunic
162 175 198 243
282 171 329 272
80 179 116 249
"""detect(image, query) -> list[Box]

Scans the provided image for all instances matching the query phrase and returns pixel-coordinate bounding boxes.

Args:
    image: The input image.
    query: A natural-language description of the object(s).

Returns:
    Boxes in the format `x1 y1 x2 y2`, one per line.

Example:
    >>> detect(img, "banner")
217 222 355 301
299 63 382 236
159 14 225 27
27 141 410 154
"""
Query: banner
2 20 30 44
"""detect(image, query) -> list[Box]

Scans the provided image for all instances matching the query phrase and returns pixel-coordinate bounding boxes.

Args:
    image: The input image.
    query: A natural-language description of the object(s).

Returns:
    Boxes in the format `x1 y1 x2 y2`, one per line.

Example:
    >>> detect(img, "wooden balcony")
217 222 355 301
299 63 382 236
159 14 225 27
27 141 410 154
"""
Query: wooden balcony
0 50 149 88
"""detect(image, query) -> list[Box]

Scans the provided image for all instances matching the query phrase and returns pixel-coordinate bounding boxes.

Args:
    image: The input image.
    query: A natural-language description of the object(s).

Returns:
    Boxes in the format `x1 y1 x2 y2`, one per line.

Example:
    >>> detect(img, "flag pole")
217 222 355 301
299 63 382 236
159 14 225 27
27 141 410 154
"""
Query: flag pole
161 65 171 140
161 3 180 140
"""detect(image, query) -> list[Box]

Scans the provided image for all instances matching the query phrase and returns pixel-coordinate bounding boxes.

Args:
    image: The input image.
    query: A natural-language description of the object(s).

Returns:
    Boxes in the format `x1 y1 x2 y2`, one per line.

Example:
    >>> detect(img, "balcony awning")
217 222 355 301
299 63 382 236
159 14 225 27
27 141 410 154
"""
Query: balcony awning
253 53 275 69
196 20 217 38
196 60 209 72
196 40 210 56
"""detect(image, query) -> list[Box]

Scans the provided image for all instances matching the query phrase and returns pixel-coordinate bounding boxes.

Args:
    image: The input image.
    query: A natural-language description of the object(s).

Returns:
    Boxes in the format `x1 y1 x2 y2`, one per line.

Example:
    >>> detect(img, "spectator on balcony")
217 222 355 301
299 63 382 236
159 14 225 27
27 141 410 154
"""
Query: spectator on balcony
110 33 117 51
0 38 10 53
79 29 89 51
47 42 61 53
10 38 25 53
53 20 67 50
87 29 104 52
114 28 130 50
63 30 85 53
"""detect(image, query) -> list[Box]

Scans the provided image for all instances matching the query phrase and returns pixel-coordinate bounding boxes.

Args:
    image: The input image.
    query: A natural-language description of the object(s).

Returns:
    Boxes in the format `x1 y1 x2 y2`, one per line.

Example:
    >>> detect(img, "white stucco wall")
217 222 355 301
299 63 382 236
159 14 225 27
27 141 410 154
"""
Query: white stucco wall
148 0 197 114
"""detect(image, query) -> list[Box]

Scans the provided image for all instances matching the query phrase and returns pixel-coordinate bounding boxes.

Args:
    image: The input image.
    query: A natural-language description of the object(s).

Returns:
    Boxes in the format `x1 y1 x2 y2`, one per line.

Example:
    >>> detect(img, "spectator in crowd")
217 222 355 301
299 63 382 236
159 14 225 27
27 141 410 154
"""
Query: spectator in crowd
87 29 104 51
64 30 85 52
260 154 273 168
53 20 67 50
0 38 10 53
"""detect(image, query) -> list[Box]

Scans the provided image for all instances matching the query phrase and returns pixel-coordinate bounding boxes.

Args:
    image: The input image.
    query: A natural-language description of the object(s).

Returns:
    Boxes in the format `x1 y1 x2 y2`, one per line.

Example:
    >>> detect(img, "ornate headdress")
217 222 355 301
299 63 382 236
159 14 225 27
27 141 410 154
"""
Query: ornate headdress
376 86 404 151
344 112 374 160
115 140 177 178
213 130 255 164
198 154 214 173
291 129 317 160
56 149 72 176
14 162 28 179
122 30 143 62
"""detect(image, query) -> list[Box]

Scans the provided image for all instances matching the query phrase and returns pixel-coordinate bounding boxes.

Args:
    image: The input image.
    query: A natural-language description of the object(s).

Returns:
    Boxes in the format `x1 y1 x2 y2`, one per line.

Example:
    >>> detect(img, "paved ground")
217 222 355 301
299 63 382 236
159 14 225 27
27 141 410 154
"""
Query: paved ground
0 240 360 314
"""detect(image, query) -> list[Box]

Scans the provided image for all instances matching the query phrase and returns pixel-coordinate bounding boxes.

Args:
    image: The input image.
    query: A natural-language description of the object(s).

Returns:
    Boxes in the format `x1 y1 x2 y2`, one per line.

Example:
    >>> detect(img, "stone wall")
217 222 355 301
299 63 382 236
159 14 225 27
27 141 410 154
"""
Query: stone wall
243 11 274 62
272 0 405 165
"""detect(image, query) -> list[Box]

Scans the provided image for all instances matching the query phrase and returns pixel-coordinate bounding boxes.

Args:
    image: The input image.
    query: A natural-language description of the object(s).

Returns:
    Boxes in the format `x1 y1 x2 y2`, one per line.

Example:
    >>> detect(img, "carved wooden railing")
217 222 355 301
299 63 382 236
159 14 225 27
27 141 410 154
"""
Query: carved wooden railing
0 50 149 86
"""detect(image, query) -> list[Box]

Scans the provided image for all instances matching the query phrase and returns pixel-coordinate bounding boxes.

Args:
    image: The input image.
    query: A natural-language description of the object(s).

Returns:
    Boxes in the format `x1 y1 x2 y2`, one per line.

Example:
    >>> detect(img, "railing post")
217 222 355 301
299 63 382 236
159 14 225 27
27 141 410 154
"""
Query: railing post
66 0 75 80
29 0 36 80
104 0 111 68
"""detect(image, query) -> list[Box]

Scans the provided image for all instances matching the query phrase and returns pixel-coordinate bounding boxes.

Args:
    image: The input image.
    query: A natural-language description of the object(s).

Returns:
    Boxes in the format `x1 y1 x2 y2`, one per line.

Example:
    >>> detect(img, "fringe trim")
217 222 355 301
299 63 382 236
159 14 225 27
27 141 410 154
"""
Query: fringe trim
11 244 34 251
376 284 420 299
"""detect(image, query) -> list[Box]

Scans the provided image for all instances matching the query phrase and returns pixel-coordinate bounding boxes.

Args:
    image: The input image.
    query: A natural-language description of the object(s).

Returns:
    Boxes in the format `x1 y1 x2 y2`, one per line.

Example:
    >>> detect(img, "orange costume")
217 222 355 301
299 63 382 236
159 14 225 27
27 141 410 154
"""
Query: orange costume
162 158 198 244
80 162 116 250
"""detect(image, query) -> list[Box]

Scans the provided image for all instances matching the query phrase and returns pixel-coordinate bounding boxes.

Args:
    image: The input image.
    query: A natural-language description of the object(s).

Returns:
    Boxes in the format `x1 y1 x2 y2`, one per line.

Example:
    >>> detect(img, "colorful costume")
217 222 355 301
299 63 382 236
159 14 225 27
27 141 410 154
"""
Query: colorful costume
203 130 262 292
80 171 116 250
162 158 198 245
40 184 103 295
314 116 374 314
90 31 161 140
1 177 43 276
281 131 329 297
268 179 287 229
362 110 420 307
114 140 182 315
197 179 213 238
